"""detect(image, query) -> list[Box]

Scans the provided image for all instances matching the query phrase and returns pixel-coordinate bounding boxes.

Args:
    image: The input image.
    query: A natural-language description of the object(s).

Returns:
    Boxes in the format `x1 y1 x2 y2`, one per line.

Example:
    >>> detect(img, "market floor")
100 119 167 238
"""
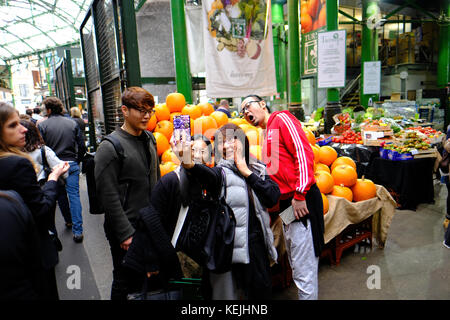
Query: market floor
54 175 450 300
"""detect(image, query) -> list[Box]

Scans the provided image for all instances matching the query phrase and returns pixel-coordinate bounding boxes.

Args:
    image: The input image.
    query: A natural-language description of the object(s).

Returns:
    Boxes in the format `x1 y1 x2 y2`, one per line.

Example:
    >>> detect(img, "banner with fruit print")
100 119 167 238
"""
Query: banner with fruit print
202 0 277 98
301 0 327 77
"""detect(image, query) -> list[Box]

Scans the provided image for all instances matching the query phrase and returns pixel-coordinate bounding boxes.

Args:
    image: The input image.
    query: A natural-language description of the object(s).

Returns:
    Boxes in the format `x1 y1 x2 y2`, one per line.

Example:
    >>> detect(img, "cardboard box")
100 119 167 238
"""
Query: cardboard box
391 92 401 100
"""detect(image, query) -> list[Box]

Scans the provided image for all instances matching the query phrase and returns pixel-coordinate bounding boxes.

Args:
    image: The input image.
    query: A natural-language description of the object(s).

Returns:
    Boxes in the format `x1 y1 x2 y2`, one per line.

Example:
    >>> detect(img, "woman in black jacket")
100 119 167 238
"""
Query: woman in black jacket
122 134 222 297
0 102 69 299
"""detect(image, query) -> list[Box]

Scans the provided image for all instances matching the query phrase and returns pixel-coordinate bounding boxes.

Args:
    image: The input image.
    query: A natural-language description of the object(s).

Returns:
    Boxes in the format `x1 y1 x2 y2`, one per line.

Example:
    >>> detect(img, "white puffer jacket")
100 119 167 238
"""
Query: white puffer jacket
218 159 278 264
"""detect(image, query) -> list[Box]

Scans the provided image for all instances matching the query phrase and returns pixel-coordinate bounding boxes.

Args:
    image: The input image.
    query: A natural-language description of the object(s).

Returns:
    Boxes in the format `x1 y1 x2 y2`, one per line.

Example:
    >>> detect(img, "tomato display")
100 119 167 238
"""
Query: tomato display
331 129 363 144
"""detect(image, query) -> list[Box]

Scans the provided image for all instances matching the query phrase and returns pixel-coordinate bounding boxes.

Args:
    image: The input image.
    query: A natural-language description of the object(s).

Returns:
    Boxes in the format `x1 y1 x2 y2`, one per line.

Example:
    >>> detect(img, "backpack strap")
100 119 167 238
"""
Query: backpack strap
220 168 227 200
103 134 125 162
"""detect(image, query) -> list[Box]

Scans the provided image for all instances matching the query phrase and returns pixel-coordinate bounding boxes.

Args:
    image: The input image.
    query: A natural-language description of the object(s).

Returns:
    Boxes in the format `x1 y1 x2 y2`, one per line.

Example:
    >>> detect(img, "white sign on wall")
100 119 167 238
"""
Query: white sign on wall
363 61 381 95
317 30 346 89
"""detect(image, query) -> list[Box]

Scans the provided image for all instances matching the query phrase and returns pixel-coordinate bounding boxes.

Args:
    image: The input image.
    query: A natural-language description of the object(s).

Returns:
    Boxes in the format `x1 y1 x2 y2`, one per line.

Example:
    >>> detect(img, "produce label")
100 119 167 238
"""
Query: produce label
202 0 277 97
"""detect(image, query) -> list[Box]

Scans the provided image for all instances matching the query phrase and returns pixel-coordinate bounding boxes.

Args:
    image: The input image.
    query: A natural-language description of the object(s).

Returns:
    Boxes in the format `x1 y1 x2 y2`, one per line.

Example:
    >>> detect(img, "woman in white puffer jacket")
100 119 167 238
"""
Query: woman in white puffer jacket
208 123 280 300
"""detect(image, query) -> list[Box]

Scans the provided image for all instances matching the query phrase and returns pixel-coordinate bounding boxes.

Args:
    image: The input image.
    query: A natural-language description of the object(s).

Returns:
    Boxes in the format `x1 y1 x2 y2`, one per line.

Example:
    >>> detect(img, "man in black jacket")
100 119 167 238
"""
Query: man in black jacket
94 87 160 300
39 97 86 243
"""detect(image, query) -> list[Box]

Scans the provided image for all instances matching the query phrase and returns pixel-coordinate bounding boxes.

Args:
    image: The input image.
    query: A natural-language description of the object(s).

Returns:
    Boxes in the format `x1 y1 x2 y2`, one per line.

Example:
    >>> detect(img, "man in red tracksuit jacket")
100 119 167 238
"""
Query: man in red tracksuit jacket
241 94 324 300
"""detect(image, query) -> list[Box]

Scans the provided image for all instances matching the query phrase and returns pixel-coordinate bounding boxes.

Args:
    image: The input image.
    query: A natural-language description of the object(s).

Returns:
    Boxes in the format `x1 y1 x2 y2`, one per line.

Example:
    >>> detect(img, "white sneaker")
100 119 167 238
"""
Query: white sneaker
444 241 450 249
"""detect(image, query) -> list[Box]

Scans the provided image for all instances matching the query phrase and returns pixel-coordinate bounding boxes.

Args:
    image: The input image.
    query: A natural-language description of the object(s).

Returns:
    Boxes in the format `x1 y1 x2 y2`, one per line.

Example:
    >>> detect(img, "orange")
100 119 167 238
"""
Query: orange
198 102 214 116
160 161 178 177
331 185 353 202
193 116 218 140
229 118 248 126
314 171 334 194
331 165 358 187
210 111 229 128
315 163 330 174
161 149 180 165
154 132 170 156
304 129 316 145
311 144 320 163
182 104 202 120
319 146 338 166
351 178 377 202
154 120 174 141
155 103 170 122
146 114 157 132
322 193 329 215
166 92 185 113
331 156 356 172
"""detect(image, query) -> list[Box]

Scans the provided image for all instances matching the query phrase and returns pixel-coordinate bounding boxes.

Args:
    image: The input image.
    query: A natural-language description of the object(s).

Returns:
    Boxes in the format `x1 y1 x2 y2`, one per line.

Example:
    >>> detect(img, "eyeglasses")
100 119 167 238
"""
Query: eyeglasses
240 100 260 115
132 106 155 116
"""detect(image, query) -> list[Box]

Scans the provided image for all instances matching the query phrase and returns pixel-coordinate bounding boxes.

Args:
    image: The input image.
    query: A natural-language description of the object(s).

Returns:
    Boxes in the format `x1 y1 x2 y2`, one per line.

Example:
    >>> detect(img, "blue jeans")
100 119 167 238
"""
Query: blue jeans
66 161 83 236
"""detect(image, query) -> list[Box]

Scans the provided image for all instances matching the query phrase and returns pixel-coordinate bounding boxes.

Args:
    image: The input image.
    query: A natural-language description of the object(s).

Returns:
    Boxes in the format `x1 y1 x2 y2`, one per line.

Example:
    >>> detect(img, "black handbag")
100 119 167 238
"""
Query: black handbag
39 147 53 185
175 168 236 273
203 169 236 273
127 277 182 301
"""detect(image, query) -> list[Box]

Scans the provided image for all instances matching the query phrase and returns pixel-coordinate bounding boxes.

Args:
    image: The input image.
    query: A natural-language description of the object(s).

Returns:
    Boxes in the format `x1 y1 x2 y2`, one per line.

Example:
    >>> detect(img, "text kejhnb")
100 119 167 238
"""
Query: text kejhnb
180 304 268 318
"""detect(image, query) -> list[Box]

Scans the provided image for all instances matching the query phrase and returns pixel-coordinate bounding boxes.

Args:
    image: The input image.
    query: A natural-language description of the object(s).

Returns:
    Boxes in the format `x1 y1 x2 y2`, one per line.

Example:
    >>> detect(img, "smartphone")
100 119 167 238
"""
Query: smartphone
173 115 191 143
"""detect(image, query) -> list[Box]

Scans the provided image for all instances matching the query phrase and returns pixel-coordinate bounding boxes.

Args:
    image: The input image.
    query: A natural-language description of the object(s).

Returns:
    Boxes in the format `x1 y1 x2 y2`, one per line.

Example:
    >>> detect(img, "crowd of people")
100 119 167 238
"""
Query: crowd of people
3 88 447 301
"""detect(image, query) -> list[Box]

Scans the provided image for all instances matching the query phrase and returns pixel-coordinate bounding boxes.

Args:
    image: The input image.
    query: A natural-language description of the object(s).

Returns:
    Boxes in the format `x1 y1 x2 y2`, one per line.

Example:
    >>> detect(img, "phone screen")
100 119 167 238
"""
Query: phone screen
173 115 191 143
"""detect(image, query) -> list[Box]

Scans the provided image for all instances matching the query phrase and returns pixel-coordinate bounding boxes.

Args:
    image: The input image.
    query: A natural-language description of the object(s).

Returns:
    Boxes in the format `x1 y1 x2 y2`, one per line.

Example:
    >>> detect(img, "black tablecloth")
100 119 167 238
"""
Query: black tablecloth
330 143 380 177
365 157 435 210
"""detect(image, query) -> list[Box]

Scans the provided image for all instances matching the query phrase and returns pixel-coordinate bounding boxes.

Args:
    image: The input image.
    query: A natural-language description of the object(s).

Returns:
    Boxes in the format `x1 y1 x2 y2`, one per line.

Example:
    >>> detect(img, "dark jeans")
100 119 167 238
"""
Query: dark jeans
446 180 450 219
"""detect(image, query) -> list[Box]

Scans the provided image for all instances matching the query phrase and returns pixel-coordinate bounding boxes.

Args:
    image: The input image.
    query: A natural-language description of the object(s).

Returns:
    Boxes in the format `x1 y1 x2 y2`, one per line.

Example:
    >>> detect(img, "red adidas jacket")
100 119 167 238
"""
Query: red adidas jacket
262 111 316 201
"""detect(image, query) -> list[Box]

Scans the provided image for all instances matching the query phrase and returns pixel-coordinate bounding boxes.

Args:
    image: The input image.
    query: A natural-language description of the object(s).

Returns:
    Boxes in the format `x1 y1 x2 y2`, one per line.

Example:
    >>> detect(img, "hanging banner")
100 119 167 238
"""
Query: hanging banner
317 29 346 88
301 0 327 77
202 0 277 98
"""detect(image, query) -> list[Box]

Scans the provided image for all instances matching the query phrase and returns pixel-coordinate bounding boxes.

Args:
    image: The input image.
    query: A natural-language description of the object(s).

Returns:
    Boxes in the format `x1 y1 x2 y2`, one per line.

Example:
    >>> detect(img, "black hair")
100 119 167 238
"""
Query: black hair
242 94 270 113
20 120 45 152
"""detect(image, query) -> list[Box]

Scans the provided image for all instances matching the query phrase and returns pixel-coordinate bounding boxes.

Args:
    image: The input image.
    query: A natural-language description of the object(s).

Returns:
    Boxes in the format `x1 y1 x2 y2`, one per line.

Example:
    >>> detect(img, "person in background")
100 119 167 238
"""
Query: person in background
20 119 71 239
94 87 160 300
0 102 69 300
70 107 86 142
38 97 86 243
241 94 324 300
216 99 232 118
32 107 43 123
209 123 280 300
25 108 33 120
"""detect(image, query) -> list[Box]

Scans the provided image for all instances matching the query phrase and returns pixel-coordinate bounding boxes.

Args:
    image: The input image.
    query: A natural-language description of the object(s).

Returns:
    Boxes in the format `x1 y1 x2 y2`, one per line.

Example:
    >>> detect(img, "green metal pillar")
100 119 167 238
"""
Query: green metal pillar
170 0 193 103
287 0 303 119
272 1 286 99
323 0 341 133
326 0 340 103
120 0 142 87
360 0 380 107
437 0 450 88
7 63 15 107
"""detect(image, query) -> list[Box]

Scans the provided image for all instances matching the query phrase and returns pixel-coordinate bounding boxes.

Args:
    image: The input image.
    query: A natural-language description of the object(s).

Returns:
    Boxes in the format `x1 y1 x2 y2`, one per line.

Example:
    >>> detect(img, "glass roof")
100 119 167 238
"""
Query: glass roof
0 0 91 62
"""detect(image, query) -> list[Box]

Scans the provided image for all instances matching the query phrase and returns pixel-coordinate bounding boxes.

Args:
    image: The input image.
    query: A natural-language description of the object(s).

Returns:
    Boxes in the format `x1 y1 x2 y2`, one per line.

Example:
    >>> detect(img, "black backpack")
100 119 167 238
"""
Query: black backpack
82 134 124 215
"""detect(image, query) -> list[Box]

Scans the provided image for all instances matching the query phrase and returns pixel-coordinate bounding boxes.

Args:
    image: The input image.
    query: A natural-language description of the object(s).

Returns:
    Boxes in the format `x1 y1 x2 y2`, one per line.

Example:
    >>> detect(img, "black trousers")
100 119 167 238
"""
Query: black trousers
104 222 140 300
